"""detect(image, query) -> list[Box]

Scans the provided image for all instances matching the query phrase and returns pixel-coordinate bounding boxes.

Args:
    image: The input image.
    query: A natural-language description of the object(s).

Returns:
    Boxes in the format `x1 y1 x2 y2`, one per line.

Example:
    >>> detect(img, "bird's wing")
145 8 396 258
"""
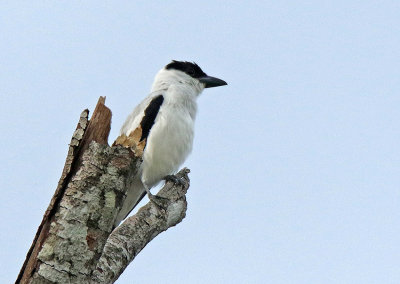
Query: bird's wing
137 94 164 142
120 90 165 137
114 91 166 227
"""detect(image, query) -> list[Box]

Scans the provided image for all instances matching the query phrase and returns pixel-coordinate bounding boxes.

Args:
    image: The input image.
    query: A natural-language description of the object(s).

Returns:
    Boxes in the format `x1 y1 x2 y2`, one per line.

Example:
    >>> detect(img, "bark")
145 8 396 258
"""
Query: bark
92 168 190 283
17 97 190 284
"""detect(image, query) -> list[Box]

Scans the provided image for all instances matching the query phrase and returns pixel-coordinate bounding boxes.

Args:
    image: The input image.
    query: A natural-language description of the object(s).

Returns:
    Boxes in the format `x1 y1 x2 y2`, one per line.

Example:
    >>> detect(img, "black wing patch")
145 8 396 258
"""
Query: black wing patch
140 95 164 141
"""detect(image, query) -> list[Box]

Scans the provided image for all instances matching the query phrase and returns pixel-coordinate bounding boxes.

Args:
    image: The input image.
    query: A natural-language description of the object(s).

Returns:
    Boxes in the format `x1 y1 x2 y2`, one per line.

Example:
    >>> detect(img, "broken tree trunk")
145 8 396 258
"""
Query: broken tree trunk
16 97 190 284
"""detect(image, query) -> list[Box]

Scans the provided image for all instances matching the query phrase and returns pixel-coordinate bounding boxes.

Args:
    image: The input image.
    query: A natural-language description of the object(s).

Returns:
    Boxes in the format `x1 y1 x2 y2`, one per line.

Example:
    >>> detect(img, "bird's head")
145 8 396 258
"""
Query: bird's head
151 60 227 93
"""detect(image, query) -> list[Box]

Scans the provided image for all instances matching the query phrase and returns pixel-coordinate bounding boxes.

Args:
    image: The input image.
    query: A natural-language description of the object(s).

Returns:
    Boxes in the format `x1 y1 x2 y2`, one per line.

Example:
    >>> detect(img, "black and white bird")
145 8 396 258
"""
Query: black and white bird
114 60 227 226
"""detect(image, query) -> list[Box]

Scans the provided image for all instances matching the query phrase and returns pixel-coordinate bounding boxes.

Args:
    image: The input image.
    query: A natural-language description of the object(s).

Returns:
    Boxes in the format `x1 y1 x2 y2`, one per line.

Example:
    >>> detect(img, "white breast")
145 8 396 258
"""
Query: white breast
121 68 203 188
142 84 198 187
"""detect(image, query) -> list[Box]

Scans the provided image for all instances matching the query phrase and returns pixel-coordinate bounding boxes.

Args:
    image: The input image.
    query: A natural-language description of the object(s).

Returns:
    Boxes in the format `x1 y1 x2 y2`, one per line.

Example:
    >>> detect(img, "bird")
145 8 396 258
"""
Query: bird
114 60 227 227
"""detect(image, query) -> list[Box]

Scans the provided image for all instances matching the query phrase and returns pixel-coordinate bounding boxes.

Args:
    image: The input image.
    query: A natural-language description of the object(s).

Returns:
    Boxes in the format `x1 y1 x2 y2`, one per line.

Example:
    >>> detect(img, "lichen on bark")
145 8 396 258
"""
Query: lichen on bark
17 98 190 284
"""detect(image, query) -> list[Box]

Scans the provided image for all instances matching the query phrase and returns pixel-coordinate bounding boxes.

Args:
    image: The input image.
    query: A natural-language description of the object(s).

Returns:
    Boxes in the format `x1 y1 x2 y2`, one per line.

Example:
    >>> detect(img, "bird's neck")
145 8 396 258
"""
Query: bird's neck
151 69 200 121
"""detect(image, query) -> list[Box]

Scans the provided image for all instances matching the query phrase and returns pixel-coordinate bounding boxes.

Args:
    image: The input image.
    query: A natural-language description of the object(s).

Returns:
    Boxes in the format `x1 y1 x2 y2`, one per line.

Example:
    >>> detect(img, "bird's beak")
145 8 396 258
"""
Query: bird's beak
199 75 228 88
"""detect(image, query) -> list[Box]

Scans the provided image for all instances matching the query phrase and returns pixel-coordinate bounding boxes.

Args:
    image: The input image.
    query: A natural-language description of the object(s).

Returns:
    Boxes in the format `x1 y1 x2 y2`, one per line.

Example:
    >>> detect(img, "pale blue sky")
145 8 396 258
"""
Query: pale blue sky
1 1 399 283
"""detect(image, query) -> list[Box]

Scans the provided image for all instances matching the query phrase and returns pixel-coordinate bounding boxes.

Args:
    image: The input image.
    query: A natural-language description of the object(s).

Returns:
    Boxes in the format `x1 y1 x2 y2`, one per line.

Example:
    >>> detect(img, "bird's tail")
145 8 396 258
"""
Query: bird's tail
113 175 146 228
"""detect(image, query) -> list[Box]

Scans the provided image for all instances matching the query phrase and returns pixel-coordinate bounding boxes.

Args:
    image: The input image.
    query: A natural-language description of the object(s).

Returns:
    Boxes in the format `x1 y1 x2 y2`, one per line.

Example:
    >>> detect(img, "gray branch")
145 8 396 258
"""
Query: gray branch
92 168 190 283
17 98 190 284
30 143 141 283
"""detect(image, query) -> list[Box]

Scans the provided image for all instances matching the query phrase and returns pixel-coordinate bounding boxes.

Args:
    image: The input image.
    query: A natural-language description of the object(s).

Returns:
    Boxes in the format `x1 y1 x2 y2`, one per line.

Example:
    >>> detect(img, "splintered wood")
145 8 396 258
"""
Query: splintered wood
113 127 146 157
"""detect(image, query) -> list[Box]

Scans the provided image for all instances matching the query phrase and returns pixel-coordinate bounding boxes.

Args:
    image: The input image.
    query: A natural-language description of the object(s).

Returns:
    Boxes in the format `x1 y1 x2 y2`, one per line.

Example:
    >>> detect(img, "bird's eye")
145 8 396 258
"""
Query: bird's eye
188 69 195 76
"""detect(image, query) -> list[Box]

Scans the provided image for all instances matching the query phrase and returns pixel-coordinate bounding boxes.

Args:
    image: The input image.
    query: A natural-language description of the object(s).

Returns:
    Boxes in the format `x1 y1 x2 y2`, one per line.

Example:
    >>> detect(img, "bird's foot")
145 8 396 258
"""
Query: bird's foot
164 174 186 186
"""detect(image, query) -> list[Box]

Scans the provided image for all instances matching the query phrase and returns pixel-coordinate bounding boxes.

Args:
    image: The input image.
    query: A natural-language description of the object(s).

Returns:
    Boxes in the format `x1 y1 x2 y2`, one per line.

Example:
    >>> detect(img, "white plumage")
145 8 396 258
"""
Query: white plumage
114 61 226 227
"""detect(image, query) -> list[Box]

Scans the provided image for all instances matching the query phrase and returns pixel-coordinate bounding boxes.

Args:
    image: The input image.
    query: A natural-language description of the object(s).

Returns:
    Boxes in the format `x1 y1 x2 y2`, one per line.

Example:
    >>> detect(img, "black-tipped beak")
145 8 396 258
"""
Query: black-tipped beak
199 75 228 88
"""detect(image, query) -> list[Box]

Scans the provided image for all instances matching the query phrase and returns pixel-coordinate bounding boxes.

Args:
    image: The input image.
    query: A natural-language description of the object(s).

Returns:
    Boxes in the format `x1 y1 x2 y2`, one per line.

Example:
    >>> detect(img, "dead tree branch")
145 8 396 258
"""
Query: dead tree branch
17 97 190 284
92 168 190 283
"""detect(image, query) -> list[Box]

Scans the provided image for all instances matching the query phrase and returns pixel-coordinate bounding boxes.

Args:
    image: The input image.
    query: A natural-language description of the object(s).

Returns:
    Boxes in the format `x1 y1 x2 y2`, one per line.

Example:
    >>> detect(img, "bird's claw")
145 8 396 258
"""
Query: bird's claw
164 174 186 186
